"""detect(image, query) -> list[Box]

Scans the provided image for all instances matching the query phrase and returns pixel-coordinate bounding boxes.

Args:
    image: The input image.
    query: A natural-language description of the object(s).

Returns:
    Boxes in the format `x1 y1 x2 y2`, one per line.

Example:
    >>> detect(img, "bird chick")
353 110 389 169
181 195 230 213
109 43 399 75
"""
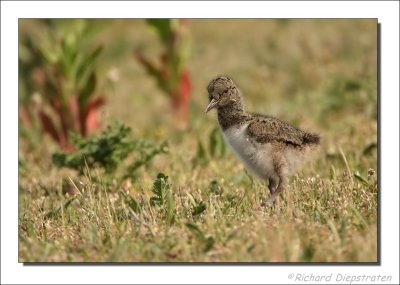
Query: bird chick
205 75 320 203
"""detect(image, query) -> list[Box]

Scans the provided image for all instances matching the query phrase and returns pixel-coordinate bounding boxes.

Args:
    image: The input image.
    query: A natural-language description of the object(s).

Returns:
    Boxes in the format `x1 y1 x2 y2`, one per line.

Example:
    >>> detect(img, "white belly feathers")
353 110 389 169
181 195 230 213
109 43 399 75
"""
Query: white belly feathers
222 123 275 181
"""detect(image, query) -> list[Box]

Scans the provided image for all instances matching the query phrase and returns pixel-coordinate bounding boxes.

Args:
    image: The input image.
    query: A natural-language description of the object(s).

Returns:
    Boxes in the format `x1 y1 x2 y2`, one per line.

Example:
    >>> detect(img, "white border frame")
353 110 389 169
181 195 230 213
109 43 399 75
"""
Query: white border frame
1 1 399 284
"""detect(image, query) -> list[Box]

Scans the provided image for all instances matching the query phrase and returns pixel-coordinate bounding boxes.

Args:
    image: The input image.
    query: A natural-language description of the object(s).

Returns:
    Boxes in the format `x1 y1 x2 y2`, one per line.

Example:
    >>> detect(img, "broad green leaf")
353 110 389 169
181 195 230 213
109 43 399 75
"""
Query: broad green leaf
192 201 206 216
76 46 103 89
354 173 369 187
186 222 214 252
185 222 205 240
79 72 97 106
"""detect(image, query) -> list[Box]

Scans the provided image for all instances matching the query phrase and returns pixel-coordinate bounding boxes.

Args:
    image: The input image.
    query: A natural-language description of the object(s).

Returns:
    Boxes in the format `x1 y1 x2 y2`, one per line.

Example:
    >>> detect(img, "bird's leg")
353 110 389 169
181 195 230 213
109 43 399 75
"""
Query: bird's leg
261 178 278 207
260 176 279 206
267 175 287 204
267 161 288 204
268 178 278 195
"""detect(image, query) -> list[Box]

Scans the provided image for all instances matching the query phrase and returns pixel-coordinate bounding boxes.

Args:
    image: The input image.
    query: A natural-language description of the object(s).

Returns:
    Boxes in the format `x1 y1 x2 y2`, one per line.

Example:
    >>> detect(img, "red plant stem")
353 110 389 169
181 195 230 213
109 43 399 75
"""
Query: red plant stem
51 97 70 143
175 69 191 117
19 106 31 127
38 110 72 151
68 96 81 133
81 97 105 136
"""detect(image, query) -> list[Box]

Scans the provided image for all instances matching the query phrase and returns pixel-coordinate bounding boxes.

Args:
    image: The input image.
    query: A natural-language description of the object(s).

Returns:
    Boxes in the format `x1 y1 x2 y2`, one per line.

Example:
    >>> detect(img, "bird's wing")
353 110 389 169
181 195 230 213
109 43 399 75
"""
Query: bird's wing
246 114 306 146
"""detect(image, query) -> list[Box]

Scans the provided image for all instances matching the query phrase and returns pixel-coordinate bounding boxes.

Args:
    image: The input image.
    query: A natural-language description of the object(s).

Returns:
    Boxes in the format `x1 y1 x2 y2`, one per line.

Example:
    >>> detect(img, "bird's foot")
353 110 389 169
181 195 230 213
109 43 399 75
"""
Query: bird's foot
260 195 278 207
267 194 278 204
268 185 277 195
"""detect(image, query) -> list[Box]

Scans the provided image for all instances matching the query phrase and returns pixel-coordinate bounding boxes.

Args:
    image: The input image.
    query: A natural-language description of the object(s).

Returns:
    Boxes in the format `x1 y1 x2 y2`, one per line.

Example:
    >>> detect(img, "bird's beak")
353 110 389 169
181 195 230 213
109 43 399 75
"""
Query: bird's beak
204 98 219 113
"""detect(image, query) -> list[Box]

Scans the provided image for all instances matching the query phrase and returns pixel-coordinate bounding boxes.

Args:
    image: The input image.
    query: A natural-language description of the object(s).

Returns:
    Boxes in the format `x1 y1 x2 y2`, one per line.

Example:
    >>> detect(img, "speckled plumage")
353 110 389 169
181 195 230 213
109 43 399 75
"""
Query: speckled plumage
205 76 320 203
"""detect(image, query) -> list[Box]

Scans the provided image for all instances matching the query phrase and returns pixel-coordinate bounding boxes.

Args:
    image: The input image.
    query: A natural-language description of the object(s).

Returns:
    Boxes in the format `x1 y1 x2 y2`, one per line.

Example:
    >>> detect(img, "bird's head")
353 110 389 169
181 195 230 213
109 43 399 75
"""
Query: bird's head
205 75 242 113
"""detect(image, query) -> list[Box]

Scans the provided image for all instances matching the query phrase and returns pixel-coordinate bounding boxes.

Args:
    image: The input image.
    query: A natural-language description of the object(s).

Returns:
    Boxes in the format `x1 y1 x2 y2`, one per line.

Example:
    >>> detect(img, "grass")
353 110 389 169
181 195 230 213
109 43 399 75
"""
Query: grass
18 19 378 262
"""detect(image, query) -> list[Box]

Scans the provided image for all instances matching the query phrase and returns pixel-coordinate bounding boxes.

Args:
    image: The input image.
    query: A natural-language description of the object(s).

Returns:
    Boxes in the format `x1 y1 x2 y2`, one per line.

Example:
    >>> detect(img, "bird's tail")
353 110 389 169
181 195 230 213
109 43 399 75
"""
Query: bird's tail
304 133 320 145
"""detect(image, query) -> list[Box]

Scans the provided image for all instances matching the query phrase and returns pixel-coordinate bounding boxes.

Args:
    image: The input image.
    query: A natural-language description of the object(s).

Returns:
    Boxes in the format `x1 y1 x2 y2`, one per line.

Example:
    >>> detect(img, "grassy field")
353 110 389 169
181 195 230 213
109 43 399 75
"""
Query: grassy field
18 19 378 262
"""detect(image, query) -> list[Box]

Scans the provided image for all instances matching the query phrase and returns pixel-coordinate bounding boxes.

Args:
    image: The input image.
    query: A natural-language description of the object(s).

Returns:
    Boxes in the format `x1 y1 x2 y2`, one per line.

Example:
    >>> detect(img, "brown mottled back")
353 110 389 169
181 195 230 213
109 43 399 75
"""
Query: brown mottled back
247 114 320 147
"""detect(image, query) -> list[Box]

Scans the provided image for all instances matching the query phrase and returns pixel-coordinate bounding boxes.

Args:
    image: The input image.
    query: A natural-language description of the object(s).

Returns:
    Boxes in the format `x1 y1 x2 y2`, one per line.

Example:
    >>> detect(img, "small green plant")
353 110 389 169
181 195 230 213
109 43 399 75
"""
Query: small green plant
19 20 106 151
135 19 191 129
185 222 215 253
187 193 207 217
208 180 223 195
52 122 168 181
150 173 170 207
150 173 175 225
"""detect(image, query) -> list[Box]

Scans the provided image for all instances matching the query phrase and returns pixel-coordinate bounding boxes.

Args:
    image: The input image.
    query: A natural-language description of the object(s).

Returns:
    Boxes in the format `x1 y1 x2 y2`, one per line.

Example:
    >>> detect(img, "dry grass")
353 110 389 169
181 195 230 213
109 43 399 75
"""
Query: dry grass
18 19 378 262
